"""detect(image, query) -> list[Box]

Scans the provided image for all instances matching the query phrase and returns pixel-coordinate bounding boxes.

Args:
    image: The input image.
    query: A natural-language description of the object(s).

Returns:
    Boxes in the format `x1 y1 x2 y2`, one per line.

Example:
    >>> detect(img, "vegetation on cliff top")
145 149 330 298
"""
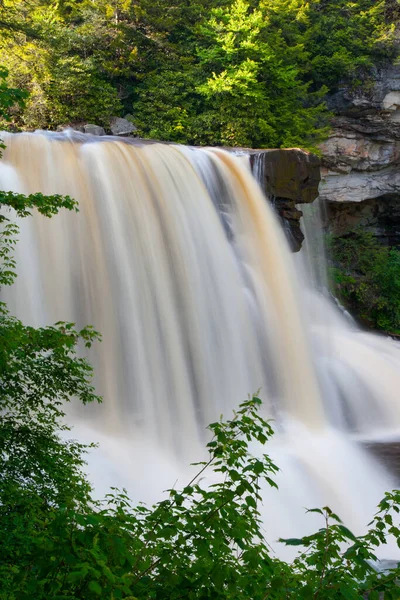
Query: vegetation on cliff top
0 0 398 149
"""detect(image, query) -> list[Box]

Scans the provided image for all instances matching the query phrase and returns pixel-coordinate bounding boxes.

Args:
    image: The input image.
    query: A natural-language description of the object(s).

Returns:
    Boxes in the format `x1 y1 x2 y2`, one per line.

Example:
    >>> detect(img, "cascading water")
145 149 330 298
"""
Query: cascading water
1 131 400 557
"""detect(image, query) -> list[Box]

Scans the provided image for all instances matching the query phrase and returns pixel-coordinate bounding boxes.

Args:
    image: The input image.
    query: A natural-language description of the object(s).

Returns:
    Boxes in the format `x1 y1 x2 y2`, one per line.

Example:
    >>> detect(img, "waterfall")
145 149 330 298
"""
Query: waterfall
1 131 400 556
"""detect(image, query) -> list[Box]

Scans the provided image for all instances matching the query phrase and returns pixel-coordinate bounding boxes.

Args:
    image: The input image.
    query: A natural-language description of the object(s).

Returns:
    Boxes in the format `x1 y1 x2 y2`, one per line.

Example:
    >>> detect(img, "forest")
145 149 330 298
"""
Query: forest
0 0 399 149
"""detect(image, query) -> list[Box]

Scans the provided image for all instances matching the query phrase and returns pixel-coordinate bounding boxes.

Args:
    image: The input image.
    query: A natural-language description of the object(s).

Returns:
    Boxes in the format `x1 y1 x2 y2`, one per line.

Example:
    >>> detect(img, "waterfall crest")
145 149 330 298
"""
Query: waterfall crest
2 131 400 553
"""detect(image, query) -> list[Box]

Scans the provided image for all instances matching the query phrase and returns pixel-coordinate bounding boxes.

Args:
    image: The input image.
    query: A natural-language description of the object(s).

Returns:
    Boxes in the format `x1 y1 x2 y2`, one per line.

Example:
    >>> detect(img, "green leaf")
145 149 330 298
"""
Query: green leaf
245 496 257 509
280 537 305 546
88 580 102 595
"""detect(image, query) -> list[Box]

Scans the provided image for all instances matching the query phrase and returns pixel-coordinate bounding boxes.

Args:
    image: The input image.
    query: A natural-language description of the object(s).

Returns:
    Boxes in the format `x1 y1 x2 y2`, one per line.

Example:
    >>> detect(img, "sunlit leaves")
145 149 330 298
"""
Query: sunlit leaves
1 0 396 147
0 67 27 123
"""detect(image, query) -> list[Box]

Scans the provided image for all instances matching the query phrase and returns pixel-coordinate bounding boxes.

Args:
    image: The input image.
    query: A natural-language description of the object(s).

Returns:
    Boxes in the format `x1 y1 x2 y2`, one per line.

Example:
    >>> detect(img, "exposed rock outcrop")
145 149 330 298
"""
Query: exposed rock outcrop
109 116 138 136
325 195 400 247
249 148 321 251
319 63 400 240
84 124 106 136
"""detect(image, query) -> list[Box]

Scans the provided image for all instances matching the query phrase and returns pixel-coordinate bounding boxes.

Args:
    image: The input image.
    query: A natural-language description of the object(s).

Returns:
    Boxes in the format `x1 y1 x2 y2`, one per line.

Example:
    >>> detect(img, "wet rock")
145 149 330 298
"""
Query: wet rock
109 116 138 136
249 148 321 251
84 124 106 136
56 123 86 133
364 440 400 480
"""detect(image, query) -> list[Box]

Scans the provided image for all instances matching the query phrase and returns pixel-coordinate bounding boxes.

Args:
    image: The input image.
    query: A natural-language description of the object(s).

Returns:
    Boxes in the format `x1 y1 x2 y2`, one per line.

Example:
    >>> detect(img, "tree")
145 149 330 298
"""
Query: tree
193 0 328 149
0 0 123 128
0 66 27 132
306 0 397 89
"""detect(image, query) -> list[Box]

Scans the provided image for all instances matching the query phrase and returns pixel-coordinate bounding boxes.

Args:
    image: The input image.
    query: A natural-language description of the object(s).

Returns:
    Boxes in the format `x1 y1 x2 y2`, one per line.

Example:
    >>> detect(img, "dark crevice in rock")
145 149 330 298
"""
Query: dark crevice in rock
325 194 400 248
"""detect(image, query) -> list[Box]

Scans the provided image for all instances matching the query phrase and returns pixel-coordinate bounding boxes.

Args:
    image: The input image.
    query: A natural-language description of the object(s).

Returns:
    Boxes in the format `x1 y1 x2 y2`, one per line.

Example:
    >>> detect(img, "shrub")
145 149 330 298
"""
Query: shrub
328 229 400 333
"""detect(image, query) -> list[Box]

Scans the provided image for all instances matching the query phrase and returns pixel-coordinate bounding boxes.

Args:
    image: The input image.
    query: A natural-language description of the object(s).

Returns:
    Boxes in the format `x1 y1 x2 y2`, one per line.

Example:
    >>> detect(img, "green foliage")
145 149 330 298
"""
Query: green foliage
281 495 400 599
306 0 397 88
0 0 122 129
0 67 27 124
0 66 27 154
191 0 328 149
3 382 400 598
0 0 397 147
0 175 102 597
42 57 123 128
328 229 400 333
133 68 200 143
0 78 106 595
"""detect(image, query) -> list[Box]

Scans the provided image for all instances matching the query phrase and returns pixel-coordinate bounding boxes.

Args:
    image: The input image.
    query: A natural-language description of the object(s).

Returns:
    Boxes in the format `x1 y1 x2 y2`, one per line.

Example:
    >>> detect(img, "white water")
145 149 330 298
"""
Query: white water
1 131 400 557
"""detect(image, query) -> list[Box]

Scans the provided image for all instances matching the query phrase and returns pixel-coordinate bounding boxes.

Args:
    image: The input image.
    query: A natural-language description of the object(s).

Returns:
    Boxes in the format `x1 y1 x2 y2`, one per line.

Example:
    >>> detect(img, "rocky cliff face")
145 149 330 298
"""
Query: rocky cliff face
319 63 400 243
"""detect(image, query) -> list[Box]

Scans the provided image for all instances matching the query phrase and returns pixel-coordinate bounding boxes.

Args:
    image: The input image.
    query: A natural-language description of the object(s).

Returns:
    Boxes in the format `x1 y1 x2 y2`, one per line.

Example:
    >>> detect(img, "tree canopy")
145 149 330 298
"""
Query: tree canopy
0 0 398 148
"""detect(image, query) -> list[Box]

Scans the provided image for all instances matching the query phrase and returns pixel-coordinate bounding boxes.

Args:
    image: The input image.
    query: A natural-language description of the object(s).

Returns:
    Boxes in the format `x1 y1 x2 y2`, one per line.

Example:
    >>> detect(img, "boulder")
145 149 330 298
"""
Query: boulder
56 124 86 133
84 124 106 136
249 148 321 251
109 117 138 136
251 148 321 205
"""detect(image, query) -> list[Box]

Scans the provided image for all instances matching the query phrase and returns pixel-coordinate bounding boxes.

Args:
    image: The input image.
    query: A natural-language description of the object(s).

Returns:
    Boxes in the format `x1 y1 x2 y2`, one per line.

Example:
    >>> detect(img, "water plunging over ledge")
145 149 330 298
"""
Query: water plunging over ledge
1 131 400 556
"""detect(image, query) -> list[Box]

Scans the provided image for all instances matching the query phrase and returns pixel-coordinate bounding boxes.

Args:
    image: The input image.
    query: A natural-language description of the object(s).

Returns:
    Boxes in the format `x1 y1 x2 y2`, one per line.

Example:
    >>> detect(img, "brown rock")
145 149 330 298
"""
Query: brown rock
249 149 321 251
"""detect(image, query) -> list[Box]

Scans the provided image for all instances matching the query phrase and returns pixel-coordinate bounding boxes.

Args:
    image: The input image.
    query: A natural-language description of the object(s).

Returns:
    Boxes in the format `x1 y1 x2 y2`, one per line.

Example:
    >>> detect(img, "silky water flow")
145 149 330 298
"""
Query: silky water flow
1 131 400 558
